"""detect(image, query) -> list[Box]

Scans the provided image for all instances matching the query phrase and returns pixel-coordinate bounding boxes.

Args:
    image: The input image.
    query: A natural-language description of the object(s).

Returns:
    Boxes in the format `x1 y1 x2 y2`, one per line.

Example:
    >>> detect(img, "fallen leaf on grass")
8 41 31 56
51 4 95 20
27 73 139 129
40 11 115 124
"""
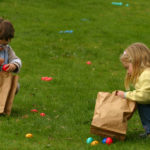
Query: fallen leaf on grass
55 115 59 119
47 117 51 121
22 115 29 119
60 126 65 129
48 136 54 140
45 126 51 129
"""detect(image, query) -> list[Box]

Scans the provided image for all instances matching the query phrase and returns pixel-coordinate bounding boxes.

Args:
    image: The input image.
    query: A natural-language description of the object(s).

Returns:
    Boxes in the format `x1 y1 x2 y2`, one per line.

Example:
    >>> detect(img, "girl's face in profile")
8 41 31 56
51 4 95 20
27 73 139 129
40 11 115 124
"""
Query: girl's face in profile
123 62 133 76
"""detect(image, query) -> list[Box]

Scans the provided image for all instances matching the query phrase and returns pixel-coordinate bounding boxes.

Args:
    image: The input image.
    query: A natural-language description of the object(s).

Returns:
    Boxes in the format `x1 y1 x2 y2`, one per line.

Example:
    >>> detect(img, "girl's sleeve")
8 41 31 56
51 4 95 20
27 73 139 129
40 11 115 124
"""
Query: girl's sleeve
126 75 150 104
8 46 22 73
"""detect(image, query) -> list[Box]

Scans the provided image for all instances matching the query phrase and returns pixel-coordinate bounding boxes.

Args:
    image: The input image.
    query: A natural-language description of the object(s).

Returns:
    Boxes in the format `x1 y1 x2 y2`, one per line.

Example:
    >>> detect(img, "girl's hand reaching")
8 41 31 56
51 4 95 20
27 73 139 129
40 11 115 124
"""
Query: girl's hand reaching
117 90 125 98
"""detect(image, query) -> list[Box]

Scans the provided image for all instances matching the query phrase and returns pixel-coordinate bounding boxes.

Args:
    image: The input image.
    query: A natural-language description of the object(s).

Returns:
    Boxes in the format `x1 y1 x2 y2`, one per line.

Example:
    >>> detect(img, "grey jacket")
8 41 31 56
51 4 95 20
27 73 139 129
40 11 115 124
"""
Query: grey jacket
5 45 22 73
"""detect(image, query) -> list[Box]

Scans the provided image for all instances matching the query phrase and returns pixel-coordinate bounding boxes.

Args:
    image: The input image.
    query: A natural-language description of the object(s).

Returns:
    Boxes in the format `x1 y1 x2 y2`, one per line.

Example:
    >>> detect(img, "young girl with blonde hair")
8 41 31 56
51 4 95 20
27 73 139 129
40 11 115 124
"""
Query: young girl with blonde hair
117 42 150 138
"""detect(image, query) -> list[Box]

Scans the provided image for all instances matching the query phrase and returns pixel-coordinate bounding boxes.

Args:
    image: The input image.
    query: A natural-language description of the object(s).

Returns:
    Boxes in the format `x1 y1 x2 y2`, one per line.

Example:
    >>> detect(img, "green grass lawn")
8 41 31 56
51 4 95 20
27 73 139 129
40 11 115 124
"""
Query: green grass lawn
0 0 150 149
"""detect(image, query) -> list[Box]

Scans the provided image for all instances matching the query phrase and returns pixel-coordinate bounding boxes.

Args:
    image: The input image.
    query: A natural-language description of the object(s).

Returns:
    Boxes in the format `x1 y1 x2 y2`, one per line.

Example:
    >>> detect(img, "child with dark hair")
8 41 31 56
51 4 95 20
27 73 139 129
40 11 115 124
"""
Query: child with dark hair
0 18 22 93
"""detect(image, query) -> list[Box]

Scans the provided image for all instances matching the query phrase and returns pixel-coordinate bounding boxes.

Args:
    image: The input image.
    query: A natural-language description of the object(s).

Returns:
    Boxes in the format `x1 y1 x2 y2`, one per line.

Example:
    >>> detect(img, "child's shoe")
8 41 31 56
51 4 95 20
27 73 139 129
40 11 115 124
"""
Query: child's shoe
139 132 150 138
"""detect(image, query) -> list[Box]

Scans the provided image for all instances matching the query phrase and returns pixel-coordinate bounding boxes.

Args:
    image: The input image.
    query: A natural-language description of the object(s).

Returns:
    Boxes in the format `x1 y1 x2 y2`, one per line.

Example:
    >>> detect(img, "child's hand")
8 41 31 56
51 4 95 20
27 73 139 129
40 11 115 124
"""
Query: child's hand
117 90 125 98
4 64 17 72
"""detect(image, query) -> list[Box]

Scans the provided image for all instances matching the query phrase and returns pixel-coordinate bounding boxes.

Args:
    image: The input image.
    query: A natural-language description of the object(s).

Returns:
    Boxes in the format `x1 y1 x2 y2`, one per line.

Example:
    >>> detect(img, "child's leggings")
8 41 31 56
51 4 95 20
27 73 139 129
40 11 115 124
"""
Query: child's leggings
137 104 150 134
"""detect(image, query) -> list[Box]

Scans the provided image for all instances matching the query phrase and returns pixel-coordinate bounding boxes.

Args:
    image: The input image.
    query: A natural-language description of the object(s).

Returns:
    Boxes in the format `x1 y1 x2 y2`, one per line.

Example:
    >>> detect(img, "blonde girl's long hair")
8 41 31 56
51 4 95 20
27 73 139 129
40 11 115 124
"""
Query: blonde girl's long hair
120 42 150 90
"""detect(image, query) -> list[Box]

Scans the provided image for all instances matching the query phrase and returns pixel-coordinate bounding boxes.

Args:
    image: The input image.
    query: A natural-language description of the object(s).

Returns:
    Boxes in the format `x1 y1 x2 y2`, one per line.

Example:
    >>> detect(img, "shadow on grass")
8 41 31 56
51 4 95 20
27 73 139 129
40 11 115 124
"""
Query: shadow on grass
10 107 25 117
0 108 22 117
0 107 25 118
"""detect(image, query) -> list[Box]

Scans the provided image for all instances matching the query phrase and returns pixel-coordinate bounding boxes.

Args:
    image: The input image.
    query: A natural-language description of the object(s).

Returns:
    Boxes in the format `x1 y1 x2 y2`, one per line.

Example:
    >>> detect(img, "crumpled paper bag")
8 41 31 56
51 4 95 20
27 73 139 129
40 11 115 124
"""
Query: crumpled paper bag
90 91 136 140
0 72 18 115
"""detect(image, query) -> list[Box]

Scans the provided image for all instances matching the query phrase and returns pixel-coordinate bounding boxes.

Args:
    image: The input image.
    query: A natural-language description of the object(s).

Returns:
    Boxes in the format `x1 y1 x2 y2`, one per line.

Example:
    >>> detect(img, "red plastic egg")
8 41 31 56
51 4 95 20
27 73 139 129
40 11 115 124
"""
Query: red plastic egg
86 61 92 65
41 77 46 80
106 137 113 145
2 64 9 72
45 77 53 81
31 109 38 113
40 113 45 116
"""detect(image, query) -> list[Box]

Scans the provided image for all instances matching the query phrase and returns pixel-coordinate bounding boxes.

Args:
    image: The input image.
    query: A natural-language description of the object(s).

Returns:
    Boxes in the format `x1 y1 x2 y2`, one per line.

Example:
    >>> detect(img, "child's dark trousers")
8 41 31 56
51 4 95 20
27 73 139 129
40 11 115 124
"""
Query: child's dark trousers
137 104 150 134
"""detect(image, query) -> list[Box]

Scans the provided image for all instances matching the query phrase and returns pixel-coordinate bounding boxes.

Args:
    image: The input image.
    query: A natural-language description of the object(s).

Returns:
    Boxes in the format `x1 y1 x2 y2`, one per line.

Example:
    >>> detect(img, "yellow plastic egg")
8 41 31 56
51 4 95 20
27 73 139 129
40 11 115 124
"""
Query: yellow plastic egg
25 133 33 138
91 140 99 146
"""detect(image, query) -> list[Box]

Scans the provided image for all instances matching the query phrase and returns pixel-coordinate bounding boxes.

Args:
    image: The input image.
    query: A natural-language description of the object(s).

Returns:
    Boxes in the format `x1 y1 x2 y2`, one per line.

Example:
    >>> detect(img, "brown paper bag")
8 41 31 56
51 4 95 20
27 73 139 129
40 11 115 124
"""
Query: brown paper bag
0 72 18 115
90 91 136 141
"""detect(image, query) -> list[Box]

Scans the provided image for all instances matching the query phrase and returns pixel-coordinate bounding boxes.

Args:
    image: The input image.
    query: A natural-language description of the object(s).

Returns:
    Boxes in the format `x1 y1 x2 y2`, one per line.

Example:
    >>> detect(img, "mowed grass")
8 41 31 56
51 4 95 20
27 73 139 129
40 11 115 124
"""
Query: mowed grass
0 0 150 149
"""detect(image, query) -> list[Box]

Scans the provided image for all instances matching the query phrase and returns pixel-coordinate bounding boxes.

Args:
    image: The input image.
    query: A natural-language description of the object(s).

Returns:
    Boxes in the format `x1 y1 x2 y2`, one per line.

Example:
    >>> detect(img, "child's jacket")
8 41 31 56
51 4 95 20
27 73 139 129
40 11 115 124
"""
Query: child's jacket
0 45 22 73
125 68 150 104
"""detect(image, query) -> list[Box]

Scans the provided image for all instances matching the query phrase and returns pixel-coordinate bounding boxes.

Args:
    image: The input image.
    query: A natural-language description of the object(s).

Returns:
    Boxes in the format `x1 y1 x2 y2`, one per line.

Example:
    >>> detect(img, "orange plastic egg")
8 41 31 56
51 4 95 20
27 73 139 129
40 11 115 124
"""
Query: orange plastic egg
91 140 99 146
25 133 33 138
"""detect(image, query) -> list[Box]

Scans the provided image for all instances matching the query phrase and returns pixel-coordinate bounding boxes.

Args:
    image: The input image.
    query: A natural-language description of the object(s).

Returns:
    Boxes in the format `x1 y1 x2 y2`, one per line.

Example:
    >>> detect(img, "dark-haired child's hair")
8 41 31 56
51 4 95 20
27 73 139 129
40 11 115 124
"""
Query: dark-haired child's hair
0 18 15 41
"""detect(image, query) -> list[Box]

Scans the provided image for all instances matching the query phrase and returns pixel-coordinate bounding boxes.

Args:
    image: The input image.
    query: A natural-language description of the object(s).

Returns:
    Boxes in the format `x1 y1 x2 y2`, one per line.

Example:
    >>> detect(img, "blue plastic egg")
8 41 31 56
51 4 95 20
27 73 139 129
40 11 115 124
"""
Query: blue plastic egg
86 137 94 144
102 138 107 144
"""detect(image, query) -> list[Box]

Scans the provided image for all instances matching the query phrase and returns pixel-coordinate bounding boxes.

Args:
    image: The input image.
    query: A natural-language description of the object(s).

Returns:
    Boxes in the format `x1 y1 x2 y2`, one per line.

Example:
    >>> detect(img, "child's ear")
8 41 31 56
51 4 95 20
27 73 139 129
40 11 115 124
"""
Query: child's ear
7 39 11 42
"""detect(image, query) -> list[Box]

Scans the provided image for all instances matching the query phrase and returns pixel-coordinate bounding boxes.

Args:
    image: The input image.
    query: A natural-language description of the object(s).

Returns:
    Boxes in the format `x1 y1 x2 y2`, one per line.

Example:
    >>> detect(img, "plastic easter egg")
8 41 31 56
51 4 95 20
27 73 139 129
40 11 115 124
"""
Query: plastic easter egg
40 113 45 116
2 64 9 72
91 140 99 146
25 133 32 138
45 77 53 81
86 61 92 65
42 77 53 81
69 30 73 33
44 77 49 80
64 30 73 33
31 109 38 113
86 137 94 144
125 3 129 7
41 77 46 80
102 138 107 143
112 2 123 6
106 137 113 145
